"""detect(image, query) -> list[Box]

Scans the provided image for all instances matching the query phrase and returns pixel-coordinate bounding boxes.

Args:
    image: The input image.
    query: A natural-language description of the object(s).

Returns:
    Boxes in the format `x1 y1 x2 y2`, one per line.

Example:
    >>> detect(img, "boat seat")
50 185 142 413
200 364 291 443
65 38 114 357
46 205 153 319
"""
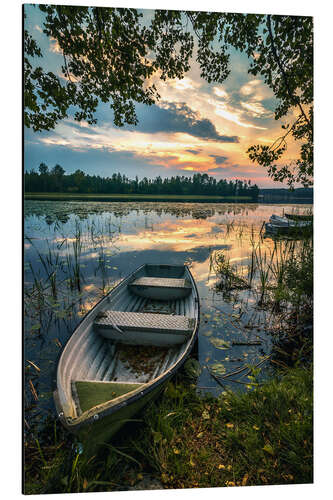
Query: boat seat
95 310 194 335
72 380 144 414
129 276 192 299
94 310 195 345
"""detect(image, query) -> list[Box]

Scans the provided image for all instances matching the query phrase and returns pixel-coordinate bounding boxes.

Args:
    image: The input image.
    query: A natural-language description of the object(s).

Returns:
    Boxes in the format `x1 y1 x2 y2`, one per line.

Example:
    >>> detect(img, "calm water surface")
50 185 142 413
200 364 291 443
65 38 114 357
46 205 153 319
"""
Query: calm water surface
24 201 312 433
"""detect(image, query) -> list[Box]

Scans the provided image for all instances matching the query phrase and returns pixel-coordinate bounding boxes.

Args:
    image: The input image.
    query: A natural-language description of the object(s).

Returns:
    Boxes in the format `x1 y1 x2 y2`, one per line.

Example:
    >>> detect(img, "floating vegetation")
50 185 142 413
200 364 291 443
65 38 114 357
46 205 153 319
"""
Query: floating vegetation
209 338 231 350
209 362 227 376
232 341 261 346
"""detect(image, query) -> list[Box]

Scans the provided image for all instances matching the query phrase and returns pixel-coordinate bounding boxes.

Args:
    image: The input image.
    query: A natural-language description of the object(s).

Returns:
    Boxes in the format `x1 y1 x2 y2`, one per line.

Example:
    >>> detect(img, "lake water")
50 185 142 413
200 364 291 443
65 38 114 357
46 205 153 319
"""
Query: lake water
24 201 312 433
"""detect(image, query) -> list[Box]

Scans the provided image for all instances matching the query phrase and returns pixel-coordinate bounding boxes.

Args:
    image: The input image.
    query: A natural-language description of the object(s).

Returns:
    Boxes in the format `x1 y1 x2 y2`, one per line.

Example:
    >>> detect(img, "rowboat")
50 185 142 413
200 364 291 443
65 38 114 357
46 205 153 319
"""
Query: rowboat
269 214 312 228
265 220 312 236
54 264 199 450
285 213 313 222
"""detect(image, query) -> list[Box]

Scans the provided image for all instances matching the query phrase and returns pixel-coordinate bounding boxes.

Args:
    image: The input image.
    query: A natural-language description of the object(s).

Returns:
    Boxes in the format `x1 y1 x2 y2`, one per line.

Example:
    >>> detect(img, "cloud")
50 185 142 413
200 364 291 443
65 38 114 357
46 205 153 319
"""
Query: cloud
167 77 200 91
207 167 228 173
24 132 285 187
66 120 102 135
209 155 228 165
205 166 236 176
49 36 62 54
129 102 239 143
185 149 201 155
25 140 166 177
213 87 228 99
240 80 262 96
214 101 267 130
241 101 274 119
209 76 275 130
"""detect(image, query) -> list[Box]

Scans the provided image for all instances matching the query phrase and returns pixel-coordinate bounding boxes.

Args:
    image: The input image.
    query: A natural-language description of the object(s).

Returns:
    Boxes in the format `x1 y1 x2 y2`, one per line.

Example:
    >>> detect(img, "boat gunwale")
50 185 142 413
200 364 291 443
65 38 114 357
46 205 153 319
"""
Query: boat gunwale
55 264 200 431
284 213 313 221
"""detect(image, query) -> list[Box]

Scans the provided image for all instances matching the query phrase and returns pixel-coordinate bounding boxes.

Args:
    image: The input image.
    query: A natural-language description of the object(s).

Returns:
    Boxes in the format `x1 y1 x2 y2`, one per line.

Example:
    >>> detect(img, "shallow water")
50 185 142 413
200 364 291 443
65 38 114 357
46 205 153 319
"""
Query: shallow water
24 201 312 432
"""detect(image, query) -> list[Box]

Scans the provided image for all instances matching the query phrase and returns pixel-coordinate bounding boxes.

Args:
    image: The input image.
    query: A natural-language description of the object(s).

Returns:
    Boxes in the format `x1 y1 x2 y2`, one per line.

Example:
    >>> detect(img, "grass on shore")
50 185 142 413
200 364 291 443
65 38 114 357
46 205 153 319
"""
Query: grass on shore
24 192 253 201
24 366 312 494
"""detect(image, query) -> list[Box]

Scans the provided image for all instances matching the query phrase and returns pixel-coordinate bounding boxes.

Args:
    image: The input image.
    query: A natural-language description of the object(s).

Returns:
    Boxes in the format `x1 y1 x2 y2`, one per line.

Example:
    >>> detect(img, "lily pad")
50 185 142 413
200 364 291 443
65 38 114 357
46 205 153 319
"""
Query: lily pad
209 337 231 350
209 362 227 376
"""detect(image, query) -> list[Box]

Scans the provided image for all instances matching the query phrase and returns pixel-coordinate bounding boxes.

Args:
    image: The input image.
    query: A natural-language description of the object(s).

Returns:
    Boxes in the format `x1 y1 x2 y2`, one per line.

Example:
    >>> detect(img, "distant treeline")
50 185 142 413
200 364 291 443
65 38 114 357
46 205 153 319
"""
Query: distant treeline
25 163 260 199
259 188 313 202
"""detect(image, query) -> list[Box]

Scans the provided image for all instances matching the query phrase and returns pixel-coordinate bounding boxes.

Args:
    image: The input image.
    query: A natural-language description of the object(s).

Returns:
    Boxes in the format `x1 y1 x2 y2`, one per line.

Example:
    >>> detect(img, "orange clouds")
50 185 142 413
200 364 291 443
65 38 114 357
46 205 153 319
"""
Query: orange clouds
34 46 296 186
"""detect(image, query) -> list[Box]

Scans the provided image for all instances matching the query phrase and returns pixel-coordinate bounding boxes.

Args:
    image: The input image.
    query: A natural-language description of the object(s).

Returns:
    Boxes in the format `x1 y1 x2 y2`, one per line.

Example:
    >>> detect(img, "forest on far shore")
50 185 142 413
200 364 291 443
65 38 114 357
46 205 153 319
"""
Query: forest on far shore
25 164 260 200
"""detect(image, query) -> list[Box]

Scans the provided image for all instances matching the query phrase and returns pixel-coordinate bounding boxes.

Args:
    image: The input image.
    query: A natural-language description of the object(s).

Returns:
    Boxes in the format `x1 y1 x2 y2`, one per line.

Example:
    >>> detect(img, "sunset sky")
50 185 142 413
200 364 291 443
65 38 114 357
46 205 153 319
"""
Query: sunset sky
24 4 303 188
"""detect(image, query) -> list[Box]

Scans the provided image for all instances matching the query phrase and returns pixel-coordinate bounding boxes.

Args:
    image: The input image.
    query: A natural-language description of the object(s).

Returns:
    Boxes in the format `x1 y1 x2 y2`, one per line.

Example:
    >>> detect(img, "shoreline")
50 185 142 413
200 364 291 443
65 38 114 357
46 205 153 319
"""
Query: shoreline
24 193 313 204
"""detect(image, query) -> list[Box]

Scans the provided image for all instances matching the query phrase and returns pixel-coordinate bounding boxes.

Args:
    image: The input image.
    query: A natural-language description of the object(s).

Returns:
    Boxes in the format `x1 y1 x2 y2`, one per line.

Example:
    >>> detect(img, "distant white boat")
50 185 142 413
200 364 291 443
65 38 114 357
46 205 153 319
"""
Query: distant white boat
269 214 312 228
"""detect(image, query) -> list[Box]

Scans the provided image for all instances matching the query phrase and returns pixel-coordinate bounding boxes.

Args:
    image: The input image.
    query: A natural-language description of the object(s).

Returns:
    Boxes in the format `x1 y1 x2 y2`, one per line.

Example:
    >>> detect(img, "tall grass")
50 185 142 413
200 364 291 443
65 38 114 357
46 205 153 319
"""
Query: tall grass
212 227 312 312
25 216 119 306
211 223 313 366
65 223 83 292
24 367 313 493
253 242 275 306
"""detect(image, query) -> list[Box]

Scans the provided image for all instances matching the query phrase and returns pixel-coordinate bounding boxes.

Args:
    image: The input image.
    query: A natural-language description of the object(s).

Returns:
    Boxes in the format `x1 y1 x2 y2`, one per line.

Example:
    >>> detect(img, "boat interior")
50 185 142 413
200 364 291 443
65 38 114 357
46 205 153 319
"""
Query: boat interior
57 265 197 418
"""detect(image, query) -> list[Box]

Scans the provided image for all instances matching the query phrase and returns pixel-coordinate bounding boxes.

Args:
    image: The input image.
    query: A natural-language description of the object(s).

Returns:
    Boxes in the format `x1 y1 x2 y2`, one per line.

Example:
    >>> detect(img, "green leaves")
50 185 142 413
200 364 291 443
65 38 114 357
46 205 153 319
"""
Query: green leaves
25 6 160 131
184 358 202 379
262 442 274 456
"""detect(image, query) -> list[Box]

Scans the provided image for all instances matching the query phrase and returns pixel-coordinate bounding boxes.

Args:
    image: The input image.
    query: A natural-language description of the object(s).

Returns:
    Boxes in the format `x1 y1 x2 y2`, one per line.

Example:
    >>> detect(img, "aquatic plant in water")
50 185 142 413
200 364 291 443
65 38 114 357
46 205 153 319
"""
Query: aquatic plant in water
210 250 250 294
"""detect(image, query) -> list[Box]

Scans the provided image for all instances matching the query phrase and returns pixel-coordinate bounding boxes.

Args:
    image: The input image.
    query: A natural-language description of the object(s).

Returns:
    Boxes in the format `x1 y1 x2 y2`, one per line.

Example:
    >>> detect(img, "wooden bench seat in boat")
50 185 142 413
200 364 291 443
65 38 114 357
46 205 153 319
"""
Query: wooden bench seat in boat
129 276 192 300
72 380 144 414
94 310 195 346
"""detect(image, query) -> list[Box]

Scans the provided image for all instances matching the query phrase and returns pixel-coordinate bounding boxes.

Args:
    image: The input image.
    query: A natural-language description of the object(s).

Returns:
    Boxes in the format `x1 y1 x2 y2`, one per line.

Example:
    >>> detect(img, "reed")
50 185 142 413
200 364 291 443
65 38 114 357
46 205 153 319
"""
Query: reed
24 216 121 325
211 250 250 294
237 223 245 239
96 247 108 295
225 220 234 236
247 246 256 288
63 225 83 292
254 243 275 306
28 262 46 309
72 220 83 291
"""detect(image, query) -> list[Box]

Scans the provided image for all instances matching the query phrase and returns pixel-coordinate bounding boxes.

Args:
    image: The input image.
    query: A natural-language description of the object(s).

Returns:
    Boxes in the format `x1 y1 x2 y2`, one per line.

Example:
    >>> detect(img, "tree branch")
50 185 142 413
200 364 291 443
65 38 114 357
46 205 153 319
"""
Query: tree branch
269 116 302 153
187 13 203 43
63 53 72 82
267 15 310 129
